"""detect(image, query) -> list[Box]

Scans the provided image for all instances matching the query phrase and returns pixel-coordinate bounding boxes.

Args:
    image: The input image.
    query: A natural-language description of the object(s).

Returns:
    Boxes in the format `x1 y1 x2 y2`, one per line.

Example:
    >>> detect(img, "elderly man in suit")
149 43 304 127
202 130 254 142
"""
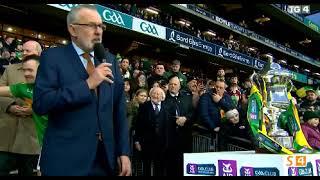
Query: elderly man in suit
164 75 194 176
32 5 130 176
0 40 42 176
135 87 168 176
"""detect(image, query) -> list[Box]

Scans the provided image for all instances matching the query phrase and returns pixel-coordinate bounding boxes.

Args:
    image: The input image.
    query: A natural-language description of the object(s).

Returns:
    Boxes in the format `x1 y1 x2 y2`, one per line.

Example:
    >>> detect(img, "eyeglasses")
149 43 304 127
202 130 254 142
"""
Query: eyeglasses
71 23 106 31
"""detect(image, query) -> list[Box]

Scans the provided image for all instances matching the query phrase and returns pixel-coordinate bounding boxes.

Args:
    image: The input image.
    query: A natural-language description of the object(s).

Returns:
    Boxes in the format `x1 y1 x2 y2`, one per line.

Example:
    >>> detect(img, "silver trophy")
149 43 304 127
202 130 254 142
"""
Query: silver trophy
261 57 294 150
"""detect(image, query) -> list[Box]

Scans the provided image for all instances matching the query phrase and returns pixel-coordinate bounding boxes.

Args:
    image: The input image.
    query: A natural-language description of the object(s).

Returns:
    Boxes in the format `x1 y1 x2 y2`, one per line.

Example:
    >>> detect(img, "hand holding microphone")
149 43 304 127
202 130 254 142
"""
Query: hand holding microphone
86 43 114 89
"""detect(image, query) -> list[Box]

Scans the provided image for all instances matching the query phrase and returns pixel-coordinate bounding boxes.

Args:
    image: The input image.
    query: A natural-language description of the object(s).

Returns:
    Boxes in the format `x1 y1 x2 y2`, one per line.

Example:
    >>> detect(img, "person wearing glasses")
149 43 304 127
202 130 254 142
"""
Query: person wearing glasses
32 5 131 176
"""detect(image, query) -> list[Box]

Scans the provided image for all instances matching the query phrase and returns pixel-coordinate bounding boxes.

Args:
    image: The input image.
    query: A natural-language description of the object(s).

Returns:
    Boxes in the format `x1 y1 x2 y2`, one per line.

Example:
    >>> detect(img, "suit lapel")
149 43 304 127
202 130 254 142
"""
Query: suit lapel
96 54 113 111
65 44 88 80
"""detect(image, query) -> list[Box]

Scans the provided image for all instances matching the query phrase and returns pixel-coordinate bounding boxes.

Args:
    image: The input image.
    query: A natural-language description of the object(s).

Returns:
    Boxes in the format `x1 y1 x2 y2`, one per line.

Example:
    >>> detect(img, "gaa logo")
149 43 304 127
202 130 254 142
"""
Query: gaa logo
103 9 125 26
140 22 158 35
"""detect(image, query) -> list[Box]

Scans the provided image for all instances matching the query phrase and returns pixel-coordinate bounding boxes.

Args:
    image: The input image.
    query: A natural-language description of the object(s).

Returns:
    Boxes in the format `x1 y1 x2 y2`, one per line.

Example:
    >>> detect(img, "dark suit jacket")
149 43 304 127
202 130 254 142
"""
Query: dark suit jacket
135 101 169 158
32 43 130 176
164 92 193 152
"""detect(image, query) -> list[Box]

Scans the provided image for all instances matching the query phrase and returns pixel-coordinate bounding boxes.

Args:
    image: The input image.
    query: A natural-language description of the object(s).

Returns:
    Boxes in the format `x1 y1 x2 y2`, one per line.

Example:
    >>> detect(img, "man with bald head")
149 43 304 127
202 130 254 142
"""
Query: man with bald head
164 75 193 176
0 40 42 176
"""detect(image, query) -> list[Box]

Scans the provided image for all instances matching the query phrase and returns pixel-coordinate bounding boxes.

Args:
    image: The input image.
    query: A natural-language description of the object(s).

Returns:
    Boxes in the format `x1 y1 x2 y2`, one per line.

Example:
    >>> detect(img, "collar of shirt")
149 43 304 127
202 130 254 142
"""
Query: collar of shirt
151 101 161 111
72 41 95 68
170 92 179 98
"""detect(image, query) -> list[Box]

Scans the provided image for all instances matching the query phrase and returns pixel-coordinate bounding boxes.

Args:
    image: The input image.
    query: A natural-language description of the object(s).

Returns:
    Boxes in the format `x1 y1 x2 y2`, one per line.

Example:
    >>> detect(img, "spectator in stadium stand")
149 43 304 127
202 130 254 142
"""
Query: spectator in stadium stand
2 36 15 53
120 58 131 79
186 76 200 109
0 41 4 56
164 75 193 176
147 63 166 88
131 71 148 94
205 79 215 91
163 60 187 89
32 5 131 176
0 40 42 176
159 79 169 95
218 108 252 151
132 69 141 79
15 43 23 61
135 87 169 176
299 88 320 114
227 73 242 108
124 78 132 103
130 59 141 78
9 51 21 64
216 67 225 81
0 49 11 75
150 80 161 89
127 88 148 134
198 80 234 133
301 111 320 150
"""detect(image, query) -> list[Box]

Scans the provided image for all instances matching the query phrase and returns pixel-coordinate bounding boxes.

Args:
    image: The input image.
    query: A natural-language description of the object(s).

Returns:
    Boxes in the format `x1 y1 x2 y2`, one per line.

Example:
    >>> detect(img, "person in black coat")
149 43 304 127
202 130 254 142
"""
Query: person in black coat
164 75 194 176
134 87 169 176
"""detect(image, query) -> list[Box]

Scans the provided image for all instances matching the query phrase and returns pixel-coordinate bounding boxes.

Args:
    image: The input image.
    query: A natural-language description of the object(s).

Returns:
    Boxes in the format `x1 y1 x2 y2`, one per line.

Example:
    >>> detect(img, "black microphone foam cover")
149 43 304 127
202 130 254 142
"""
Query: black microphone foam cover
94 43 107 63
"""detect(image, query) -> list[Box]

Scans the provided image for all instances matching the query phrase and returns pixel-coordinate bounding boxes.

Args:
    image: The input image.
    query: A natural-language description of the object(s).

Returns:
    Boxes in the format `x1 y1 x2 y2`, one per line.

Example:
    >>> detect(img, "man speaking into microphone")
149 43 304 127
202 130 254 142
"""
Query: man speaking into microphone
32 4 131 176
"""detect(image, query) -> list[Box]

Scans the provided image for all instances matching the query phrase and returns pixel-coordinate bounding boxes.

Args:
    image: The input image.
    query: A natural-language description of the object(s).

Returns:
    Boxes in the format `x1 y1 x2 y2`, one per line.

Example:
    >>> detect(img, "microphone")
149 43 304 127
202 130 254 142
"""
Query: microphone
94 43 107 63
93 43 114 82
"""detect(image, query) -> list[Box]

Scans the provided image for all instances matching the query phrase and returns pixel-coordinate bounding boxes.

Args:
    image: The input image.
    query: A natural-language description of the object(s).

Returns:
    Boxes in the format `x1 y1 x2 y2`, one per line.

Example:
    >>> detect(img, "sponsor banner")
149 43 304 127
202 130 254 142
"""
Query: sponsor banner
290 71 308 84
166 29 214 54
132 17 166 39
316 160 320 176
253 59 266 70
184 151 320 176
276 44 287 52
96 5 133 30
290 50 298 56
218 160 237 176
214 16 231 28
194 6 209 17
184 4 318 66
288 162 314 176
254 168 280 176
230 23 246 34
241 167 279 176
47 4 133 30
47 4 83 11
304 18 320 33
240 167 254 176
186 163 216 175
177 4 188 8
216 46 253 67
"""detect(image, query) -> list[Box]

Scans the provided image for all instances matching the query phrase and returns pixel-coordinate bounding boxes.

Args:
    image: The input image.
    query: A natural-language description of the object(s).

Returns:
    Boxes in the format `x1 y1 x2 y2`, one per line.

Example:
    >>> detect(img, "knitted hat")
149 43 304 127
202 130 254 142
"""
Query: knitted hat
303 111 320 121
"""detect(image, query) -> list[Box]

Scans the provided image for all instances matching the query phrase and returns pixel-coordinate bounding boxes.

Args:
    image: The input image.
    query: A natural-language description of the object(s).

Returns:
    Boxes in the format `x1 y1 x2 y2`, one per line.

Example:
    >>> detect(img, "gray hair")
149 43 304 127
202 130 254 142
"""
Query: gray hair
66 4 97 25
149 87 166 101
24 40 42 55
34 41 42 55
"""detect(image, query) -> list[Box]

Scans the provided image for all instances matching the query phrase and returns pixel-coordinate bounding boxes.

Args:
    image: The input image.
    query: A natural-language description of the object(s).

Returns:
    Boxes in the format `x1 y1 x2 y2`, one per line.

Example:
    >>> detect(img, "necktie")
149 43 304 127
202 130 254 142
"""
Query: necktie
82 53 97 95
154 103 160 115
82 53 95 75
174 96 180 116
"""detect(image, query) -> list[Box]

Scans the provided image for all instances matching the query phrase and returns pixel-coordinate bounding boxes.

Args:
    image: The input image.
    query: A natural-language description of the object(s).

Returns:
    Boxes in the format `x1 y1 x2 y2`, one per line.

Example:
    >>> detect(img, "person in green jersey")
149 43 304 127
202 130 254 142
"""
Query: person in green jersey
0 54 47 146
